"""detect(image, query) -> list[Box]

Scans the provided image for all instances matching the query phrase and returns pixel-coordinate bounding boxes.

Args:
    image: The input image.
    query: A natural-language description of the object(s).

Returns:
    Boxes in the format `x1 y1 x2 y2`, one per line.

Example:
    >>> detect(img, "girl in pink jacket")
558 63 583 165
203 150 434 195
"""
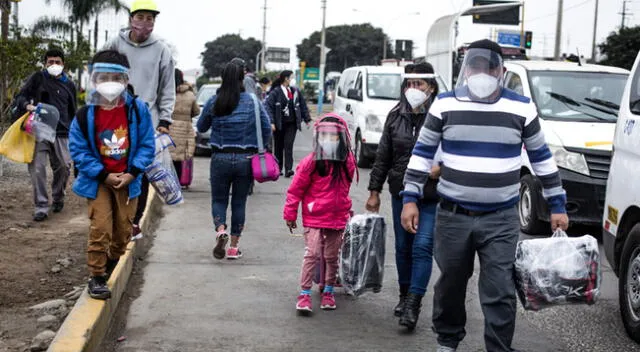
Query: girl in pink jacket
284 114 356 313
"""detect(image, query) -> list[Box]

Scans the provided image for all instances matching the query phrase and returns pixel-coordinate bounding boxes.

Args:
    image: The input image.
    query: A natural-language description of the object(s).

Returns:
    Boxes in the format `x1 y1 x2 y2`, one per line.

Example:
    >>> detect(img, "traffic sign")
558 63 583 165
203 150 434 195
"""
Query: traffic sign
266 47 290 63
497 32 521 47
303 68 320 81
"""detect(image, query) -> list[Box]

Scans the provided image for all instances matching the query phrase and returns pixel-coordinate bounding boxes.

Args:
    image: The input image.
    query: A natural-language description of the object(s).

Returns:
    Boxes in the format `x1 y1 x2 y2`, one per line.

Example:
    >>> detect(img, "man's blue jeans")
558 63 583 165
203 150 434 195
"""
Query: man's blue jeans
391 196 437 296
210 152 253 236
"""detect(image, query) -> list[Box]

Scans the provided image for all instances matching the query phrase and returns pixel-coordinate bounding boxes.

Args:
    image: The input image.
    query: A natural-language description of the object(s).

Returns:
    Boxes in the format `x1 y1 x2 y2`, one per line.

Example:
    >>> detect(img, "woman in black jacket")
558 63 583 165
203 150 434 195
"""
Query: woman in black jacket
365 63 441 331
265 70 311 177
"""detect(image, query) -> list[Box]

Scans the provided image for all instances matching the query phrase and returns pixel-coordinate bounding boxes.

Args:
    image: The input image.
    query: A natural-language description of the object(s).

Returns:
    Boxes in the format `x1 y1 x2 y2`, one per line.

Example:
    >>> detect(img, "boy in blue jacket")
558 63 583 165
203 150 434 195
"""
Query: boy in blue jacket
69 50 155 299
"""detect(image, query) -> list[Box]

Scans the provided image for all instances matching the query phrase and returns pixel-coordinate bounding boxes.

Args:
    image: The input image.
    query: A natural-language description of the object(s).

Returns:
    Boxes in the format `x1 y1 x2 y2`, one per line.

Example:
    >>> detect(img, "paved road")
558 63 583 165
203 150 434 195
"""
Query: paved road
113 128 640 352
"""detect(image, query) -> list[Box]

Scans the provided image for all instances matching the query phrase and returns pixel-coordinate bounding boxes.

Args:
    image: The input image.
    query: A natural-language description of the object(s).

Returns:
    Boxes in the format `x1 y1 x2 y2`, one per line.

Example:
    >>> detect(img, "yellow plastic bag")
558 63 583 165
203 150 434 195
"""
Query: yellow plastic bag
0 112 36 163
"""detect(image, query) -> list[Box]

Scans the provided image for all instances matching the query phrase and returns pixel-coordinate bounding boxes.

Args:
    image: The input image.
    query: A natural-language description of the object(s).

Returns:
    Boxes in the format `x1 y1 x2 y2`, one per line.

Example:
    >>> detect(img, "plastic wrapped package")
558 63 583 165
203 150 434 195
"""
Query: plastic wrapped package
23 103 60 143
145 134 183 205
514 230 601 311
339 214 386 296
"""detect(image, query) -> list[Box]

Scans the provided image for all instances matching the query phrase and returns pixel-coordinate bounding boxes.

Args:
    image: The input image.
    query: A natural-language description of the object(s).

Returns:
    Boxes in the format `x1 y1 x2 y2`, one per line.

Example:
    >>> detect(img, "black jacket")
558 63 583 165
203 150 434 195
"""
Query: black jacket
14 71 77 138
368 99 439 202
265 86 311 131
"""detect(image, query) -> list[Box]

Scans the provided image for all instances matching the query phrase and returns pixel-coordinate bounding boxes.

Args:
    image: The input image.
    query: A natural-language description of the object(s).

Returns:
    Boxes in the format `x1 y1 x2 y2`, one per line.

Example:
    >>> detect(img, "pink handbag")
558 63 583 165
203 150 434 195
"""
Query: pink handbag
249 94 280 183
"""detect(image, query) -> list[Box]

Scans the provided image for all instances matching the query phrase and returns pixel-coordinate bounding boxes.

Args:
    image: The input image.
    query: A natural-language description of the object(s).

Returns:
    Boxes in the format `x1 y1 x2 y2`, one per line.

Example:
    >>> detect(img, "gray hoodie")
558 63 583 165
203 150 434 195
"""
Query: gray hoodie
104 29 175 127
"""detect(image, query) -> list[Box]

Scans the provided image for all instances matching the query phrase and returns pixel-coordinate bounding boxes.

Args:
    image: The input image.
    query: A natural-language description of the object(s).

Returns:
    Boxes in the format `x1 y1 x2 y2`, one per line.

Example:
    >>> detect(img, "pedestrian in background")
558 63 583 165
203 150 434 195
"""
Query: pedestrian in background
103 0 176 239
196 60 272 260
366 62 441 331
284 114 356 313
69 50 155 300
169 68 200 188
230 57 257 95
266 70 311 178
12 48 76 221
400 39 569 352
258 76 271 101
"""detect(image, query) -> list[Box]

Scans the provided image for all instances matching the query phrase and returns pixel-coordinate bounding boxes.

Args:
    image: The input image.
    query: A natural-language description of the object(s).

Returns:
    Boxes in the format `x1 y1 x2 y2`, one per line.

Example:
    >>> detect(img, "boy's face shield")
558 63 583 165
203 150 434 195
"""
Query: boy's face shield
454 48 505 104
86 63 129 107
313 121 349 161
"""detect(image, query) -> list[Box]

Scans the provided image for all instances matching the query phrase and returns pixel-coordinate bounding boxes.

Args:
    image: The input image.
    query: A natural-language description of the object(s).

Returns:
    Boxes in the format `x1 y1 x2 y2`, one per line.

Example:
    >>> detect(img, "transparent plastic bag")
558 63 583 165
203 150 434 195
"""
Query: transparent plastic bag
24 103 59 143
514 230 601 311
145 134 183 205
339 214 386 296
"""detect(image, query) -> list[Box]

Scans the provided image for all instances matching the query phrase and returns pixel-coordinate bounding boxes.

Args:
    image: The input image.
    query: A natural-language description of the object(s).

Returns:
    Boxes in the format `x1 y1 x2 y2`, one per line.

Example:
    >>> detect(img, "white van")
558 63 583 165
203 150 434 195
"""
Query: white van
503 61 629 234
333 66 447 167
602 52 640 342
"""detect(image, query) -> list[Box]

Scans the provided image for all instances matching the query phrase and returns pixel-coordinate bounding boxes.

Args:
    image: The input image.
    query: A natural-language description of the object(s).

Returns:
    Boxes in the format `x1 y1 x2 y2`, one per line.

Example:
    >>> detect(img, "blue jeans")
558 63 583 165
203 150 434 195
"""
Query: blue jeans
391 196 437 296
210 153 253 236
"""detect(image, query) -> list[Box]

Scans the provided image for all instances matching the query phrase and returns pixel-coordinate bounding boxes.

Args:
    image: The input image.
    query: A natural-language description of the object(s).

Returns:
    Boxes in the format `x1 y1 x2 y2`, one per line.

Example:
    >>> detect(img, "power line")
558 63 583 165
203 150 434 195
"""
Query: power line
527 0 592 23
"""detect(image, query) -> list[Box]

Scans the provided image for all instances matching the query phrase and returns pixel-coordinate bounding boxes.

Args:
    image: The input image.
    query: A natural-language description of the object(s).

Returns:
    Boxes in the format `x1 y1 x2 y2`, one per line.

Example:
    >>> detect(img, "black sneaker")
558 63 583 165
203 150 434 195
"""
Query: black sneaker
88 276 111 300
285 170 295 178
52 202 64 213
104 258 120 281
33 212 48 222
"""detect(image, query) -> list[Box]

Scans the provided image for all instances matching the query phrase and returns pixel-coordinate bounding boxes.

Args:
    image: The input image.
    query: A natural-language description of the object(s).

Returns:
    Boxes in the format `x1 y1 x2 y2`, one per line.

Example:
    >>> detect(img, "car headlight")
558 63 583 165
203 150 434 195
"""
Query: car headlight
365 114 383 133
548 144 589 176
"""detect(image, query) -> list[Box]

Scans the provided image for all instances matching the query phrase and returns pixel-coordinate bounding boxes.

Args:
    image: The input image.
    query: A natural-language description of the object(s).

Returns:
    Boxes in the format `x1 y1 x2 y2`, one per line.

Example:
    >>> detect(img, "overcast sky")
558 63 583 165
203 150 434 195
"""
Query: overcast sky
16 0 639 71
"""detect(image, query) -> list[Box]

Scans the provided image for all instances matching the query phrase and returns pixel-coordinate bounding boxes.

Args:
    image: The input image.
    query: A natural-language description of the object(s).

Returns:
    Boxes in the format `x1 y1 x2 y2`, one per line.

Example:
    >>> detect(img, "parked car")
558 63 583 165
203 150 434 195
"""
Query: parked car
191 83 220 156
602 51 640 343
503 60 629 234
333 66 447 168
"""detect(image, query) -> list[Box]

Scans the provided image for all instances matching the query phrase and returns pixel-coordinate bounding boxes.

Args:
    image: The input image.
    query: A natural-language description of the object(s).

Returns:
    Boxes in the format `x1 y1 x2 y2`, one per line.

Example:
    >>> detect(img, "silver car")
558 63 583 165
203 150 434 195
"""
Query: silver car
192 83 220 156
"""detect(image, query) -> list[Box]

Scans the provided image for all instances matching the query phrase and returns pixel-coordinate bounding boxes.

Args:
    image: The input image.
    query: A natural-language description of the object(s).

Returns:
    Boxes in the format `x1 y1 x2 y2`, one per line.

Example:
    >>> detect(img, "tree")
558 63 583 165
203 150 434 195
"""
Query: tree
296 23 391 73
598 26 640 70
201 34 262 78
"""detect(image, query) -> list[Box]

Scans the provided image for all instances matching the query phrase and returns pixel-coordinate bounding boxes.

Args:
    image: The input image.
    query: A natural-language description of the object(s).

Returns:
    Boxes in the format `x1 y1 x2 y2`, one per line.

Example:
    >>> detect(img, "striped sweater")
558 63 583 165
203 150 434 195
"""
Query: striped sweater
402 89 567 214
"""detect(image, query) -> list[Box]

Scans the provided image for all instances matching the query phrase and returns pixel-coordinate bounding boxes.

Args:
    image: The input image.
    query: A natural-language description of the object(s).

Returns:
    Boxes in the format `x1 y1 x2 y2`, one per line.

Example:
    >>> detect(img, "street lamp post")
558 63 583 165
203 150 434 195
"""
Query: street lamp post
318 0 327 115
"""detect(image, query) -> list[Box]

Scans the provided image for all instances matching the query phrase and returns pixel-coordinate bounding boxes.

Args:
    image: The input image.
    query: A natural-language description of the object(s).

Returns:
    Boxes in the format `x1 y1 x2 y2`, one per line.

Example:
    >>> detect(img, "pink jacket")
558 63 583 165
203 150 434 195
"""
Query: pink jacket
283 153 356 230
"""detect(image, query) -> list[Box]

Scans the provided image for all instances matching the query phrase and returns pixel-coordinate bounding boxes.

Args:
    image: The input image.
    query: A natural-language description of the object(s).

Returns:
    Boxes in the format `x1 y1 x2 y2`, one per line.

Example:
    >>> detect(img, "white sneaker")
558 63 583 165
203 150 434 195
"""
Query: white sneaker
436 346 456 352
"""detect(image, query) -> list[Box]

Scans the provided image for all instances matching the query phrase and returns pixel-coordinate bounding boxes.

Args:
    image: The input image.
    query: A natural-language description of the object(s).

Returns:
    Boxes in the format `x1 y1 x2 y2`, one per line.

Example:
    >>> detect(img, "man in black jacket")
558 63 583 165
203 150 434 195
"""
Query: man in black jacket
13 48 77 221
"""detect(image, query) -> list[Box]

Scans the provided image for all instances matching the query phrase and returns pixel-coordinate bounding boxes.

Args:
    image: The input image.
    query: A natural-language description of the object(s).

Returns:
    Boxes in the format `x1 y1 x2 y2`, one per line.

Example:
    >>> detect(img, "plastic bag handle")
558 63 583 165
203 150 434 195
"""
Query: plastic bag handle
551 229 569 238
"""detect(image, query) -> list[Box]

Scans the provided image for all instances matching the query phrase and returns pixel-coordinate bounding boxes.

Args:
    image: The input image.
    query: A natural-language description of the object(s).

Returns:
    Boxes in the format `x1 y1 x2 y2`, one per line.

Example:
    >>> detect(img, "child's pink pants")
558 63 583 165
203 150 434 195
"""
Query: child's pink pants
300 227 343 290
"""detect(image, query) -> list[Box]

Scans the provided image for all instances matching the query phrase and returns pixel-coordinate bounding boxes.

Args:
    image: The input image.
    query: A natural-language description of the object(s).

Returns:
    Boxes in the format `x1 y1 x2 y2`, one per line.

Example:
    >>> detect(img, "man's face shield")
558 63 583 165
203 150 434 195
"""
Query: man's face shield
313 120 349 161
86 63 129 108
455 48 504 103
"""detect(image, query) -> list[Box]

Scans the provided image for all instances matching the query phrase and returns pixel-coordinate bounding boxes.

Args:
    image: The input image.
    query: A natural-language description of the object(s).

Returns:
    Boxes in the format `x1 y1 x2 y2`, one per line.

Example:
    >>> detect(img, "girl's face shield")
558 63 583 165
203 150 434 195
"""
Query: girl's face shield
313 121 349 161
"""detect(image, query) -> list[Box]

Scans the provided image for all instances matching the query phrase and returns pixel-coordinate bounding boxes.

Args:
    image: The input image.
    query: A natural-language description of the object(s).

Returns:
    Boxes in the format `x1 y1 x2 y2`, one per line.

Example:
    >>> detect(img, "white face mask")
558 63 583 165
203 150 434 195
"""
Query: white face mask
467 73 499 99
405 88 429 109
47 64 64 77
319 140 339 156
96 82 126 102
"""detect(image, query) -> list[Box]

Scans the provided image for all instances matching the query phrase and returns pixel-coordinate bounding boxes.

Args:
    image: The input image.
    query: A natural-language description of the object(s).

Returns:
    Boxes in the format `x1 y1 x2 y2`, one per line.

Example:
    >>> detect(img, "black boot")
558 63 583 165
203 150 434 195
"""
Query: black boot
399 293 423 330
394 285 409 317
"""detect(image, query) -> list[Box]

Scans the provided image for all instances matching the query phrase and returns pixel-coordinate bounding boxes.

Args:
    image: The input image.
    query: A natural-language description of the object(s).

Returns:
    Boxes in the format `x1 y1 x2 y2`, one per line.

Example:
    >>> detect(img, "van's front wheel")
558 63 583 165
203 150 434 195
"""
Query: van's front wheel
619 224 640 343
518 175 547 235
355 131 373 168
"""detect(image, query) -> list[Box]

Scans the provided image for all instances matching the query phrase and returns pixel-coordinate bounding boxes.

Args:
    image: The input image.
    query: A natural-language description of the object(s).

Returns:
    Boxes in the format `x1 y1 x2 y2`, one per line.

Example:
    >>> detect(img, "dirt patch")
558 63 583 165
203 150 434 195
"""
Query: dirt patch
0 159 88 351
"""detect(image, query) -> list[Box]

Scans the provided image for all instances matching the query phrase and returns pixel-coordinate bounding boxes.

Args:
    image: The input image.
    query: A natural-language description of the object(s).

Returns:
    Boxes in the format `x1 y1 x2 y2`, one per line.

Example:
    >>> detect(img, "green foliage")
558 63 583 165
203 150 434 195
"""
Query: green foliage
296 23 391 73
201 34 262 78
598 26 640 70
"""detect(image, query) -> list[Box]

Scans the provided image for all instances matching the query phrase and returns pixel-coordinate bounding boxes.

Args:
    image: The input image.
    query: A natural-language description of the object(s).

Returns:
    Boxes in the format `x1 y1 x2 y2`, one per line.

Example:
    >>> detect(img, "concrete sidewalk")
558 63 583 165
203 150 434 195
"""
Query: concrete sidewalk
113 129 565 352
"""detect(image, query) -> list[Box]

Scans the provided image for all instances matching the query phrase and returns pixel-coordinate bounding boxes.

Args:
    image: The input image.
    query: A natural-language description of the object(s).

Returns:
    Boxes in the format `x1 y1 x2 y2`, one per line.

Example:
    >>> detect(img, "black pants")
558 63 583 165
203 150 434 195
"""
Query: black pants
274 122 298 172
133 175 150 226
173 160 182 181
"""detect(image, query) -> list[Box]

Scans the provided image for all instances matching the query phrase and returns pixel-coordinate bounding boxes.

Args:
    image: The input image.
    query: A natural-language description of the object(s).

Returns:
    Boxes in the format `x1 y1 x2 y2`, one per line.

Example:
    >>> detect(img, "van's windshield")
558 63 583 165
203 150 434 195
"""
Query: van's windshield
529 71 628 122
367 73 448 100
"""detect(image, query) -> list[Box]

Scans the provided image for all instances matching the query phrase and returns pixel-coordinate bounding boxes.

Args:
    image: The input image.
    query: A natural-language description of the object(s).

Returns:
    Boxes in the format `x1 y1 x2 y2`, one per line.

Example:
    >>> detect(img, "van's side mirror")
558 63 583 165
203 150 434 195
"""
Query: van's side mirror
347 88 363 101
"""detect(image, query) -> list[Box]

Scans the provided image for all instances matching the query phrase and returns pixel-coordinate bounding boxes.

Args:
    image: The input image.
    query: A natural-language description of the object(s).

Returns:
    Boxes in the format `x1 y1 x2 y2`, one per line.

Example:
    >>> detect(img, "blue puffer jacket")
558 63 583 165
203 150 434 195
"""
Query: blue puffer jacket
69 94 155 200
196 93 272 150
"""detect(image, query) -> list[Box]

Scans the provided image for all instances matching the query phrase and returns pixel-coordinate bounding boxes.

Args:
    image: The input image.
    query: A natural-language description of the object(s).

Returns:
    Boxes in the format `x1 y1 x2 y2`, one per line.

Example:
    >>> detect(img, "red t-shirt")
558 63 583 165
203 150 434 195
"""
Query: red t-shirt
95 106 129 173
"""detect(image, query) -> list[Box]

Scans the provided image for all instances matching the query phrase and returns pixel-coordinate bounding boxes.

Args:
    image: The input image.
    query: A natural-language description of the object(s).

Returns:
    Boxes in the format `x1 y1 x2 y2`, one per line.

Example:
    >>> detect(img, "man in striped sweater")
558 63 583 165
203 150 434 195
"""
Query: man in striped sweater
400 40 569 352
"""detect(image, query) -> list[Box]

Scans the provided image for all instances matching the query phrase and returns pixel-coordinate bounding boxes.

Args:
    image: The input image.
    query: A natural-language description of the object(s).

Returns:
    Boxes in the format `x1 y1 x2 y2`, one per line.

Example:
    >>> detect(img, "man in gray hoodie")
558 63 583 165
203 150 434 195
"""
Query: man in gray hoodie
103 0 176 237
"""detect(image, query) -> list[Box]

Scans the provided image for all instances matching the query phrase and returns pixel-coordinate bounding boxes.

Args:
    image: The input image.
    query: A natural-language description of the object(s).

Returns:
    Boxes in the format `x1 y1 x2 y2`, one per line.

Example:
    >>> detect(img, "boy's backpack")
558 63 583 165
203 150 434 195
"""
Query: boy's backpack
72 97 142 178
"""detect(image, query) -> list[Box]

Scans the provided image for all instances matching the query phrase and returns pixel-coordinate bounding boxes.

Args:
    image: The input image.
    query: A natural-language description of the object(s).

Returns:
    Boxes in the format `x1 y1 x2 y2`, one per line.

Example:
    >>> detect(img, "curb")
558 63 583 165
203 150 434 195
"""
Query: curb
47 189 160 352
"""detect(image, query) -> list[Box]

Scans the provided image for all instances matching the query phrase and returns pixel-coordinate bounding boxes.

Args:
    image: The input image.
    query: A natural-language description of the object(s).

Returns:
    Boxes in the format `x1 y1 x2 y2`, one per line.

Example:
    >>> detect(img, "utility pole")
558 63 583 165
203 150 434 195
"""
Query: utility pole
317 0 327 115
621 0 629 29
12 0 17 30
591 0 599 61
554 0 563 60
261 0 267 73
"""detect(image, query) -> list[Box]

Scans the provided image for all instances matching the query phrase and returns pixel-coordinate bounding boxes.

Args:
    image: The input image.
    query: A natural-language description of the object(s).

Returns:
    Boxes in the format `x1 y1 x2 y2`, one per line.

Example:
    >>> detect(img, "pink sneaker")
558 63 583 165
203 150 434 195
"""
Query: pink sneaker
226 247 243 259
320 292 336 310
296 294 312 312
